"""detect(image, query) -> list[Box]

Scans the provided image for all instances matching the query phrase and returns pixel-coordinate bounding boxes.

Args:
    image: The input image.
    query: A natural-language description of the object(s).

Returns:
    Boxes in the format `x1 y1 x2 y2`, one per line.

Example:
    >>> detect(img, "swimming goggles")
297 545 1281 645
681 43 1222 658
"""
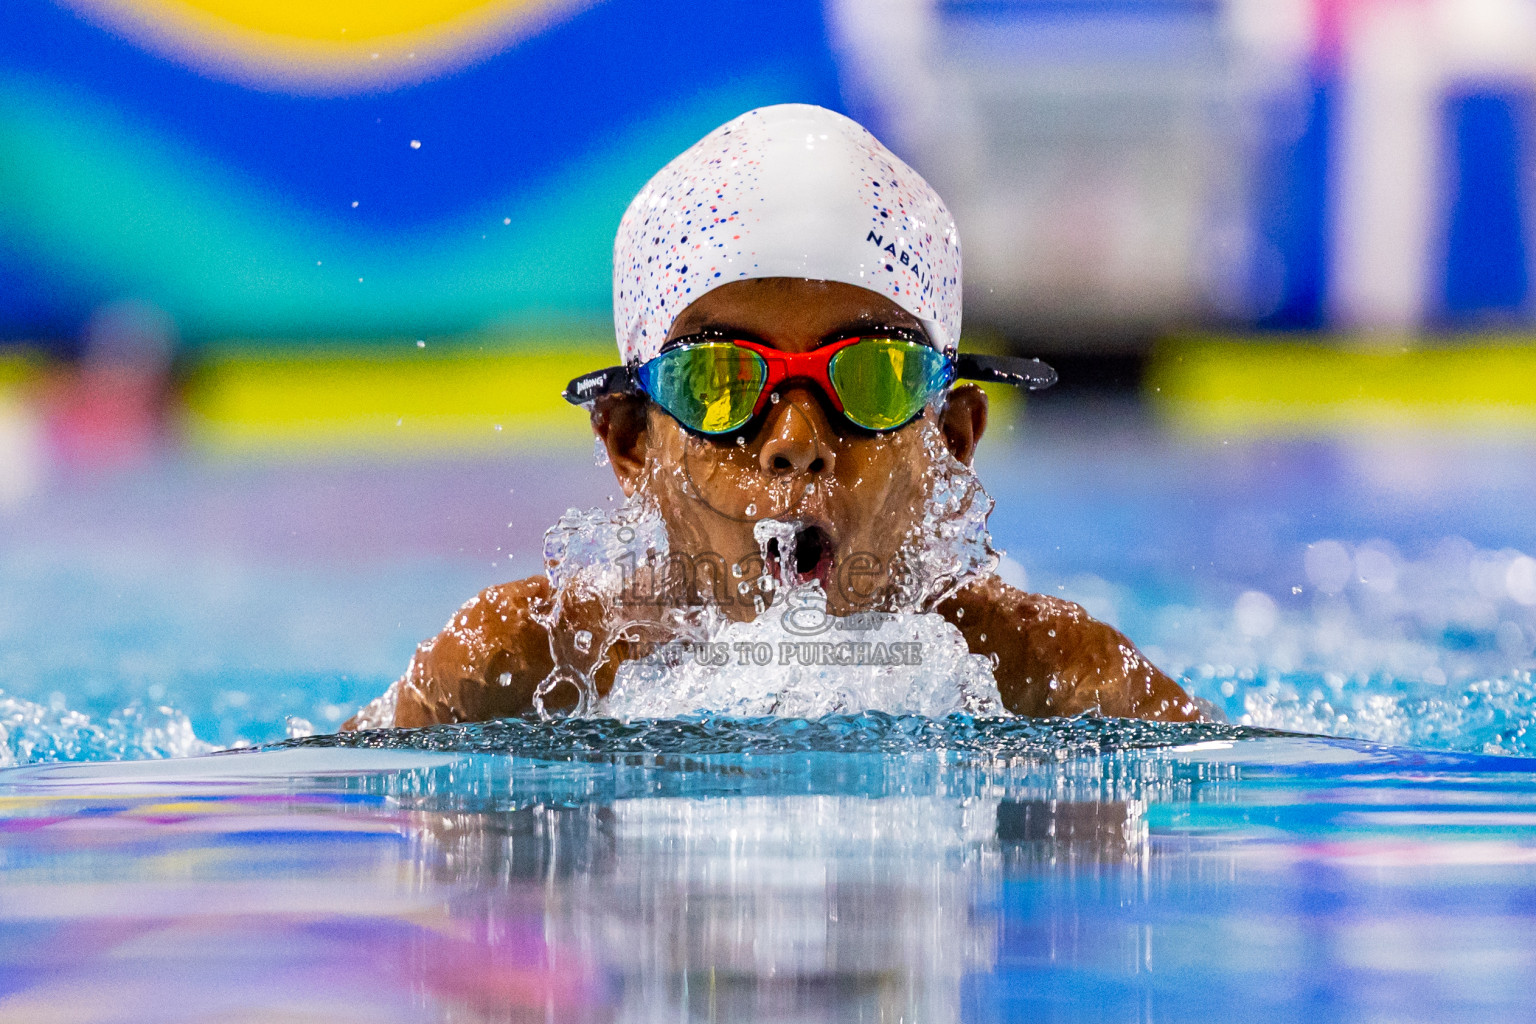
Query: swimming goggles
563 335 1056 436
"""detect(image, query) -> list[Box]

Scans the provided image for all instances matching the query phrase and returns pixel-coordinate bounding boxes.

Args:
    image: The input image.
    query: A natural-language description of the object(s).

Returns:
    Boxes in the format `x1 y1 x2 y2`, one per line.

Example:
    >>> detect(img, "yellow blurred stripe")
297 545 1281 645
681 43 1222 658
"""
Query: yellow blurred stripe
60 0 584 91
1148 336 1536 434
0 349 43 390
124 0 548 40
184 339 613 454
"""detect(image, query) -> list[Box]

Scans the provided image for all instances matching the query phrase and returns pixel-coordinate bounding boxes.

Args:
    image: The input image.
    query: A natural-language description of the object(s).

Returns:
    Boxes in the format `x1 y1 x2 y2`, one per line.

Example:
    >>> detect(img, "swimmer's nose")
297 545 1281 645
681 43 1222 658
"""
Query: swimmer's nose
758 387 836 478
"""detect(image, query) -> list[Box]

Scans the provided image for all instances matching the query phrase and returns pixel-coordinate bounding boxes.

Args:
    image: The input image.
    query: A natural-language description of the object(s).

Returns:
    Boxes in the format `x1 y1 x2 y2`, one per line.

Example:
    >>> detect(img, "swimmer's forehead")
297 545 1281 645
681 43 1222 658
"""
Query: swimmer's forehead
663 278 925 348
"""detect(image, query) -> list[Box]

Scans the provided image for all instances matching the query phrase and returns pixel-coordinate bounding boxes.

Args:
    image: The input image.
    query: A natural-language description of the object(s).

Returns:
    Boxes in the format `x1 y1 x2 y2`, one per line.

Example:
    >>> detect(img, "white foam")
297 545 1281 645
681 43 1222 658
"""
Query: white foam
600 584 1003 719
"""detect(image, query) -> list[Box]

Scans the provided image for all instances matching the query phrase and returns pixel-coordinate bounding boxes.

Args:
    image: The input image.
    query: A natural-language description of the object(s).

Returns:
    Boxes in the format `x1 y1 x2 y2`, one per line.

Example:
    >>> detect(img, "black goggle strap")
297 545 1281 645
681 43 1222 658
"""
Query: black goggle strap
953 353 1058 391
562 364 639 407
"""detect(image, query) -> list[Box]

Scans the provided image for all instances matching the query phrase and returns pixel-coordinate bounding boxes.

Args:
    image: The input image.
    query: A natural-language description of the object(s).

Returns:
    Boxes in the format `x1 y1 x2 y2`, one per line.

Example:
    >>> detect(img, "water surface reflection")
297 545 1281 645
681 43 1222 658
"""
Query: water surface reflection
0 724 1533 1022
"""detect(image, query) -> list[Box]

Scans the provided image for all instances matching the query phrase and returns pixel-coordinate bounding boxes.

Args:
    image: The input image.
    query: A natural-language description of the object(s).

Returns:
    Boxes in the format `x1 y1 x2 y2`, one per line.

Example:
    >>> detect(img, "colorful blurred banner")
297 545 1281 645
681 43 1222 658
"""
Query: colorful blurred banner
0 0 845 348
8 0 1536 355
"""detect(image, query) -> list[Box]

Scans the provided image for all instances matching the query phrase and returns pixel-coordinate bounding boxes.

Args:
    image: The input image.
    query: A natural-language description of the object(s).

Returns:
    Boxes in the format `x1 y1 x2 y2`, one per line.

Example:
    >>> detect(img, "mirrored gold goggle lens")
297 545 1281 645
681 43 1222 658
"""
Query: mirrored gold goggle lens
638 342 767 434
829 338 951 430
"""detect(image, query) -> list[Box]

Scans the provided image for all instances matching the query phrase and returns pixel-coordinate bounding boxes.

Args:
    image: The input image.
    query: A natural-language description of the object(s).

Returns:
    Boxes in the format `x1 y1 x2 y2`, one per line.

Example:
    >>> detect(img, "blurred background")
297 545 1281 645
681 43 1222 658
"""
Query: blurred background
10 0 1536 442
3 0 1536 755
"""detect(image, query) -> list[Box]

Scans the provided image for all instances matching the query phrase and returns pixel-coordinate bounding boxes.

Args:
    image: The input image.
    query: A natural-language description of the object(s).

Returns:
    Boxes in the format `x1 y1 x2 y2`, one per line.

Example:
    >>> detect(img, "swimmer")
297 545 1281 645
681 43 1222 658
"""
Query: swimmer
354 104 1200 727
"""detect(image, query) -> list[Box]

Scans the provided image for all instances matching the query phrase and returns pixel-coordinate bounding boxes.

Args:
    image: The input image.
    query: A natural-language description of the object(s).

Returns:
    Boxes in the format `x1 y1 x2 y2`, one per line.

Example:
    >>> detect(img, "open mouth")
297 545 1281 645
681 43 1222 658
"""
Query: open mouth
764 523 836 588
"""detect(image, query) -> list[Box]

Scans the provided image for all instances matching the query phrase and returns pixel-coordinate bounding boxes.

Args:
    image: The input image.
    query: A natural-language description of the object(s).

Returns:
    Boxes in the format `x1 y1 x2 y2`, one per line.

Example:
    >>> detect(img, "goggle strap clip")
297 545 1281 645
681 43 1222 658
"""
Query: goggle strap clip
562 365 639 407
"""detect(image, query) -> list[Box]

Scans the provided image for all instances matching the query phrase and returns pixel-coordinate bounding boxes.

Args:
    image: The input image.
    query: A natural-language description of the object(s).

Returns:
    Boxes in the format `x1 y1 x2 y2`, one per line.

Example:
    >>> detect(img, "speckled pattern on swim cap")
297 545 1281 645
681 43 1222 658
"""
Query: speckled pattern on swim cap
613 104 961 364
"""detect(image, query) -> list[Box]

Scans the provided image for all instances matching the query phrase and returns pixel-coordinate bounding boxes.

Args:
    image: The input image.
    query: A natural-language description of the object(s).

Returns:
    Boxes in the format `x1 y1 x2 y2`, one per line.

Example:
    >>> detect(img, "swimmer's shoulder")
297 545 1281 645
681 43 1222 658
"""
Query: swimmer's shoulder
942 575 1199 721
938 575 1096 695
940 573 1089 635
415 576 553 666
390 576 556 728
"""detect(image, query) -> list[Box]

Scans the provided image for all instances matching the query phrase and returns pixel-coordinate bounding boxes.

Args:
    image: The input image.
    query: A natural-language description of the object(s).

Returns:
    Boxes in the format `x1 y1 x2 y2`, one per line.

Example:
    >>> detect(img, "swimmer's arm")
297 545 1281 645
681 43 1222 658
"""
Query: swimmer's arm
942 577 1201 722
345 577 555 729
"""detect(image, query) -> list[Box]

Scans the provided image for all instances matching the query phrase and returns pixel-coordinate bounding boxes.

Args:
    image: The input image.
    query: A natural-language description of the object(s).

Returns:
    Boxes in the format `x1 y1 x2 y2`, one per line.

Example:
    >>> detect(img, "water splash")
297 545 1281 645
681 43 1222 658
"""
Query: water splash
888 420 1000 609
0 689 210 765
530 495 696 716
295 520 1536 754
752 516 800 596
278 710 1272 759
1233 673 1536 754
524 417 1008 721
1105 535 1536 757
601 584 1004 718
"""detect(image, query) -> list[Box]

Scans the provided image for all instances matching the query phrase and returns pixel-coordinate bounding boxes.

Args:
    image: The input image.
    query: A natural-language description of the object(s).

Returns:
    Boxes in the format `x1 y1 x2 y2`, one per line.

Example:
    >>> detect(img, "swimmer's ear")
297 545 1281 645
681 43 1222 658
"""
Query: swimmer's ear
939 384 987 465
592 393 650 495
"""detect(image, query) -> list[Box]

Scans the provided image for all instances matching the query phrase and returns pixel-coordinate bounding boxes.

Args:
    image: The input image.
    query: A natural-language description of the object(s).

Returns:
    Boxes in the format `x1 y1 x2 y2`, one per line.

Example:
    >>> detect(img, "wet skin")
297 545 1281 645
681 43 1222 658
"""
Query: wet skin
373 279 1200 727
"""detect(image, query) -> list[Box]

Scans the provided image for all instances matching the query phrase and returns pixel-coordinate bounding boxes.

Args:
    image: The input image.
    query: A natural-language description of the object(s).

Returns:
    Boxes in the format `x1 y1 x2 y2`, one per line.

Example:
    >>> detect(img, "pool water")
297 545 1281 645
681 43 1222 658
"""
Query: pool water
2 412 1534 757
1 715 1533 1022
2 412 1536 1017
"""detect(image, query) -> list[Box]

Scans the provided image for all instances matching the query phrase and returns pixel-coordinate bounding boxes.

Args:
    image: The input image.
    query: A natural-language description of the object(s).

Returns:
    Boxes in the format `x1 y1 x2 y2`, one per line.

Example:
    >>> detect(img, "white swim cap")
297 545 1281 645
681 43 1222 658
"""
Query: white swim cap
612 104 962 365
